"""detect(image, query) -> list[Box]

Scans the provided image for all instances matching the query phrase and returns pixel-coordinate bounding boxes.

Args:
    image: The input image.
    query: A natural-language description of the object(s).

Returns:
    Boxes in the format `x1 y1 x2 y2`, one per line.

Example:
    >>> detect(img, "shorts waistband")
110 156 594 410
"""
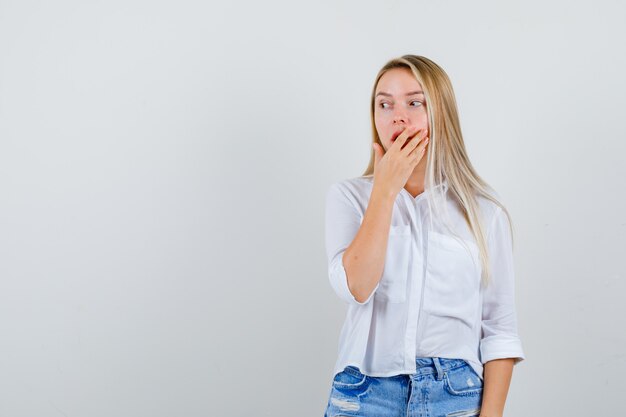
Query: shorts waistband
414 357 467 380
341 357 469 381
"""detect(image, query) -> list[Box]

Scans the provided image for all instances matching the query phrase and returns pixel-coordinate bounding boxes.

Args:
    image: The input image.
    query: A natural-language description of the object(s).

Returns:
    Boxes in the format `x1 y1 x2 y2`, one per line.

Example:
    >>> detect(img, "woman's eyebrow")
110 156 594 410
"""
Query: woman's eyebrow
375 90 424 98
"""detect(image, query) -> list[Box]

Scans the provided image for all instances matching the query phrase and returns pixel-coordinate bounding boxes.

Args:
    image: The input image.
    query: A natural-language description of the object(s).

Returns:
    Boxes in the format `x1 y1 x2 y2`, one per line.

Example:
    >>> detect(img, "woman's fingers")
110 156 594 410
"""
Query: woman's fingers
401 128 428 155
389 126 428 168
390 126 418 152
407 133 429 164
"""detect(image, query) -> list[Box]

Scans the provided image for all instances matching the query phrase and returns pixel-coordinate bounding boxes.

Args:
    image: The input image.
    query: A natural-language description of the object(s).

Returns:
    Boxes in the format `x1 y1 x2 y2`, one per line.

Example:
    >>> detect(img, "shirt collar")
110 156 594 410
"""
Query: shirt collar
418 178 449 197
431 179 449 194
363 176 449 196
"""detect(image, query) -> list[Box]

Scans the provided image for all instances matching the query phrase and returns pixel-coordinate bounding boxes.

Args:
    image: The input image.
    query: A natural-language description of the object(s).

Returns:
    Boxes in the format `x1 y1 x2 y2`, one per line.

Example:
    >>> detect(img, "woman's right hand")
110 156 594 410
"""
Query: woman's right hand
371 126 430 198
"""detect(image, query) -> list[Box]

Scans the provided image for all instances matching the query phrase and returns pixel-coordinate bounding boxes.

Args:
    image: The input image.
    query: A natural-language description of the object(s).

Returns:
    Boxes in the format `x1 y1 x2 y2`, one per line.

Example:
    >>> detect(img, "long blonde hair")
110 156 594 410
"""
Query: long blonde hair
362 55 514 288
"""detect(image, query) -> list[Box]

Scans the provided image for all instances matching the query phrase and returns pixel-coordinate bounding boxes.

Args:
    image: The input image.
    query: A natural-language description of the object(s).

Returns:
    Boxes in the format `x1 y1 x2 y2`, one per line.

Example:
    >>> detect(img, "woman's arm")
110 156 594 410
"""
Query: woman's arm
480 358 514 417
326 131 428 305
343 186 398 303
325 183 396 305
478 206 525 415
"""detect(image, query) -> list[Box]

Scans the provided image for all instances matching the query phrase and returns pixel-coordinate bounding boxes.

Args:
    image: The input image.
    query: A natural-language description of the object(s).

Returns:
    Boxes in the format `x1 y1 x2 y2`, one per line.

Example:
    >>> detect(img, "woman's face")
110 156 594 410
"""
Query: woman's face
374 67 429 152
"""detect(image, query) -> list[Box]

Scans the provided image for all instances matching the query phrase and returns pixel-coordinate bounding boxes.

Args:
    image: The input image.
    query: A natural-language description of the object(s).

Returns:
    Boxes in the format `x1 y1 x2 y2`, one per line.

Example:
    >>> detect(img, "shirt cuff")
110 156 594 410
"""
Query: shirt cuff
329 257 379 306
480 334 526 364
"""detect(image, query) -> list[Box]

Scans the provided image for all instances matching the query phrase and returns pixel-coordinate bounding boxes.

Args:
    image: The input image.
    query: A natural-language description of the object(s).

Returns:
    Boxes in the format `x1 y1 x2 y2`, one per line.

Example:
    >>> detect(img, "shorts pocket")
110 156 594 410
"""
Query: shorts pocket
332 365 369 390
375 224 411 303
422 231 481 327
444 363 483 397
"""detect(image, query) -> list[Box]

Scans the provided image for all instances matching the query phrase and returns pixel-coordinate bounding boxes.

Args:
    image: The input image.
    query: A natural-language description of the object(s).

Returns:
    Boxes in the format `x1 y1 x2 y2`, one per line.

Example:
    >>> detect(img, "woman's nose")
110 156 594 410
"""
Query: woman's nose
393 114 408 124
392 109 409 124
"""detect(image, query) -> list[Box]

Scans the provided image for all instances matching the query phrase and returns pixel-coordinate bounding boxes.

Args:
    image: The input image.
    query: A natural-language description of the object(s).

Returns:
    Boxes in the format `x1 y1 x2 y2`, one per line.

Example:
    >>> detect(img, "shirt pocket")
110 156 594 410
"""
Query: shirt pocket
422 231 481 327
375 224 411 303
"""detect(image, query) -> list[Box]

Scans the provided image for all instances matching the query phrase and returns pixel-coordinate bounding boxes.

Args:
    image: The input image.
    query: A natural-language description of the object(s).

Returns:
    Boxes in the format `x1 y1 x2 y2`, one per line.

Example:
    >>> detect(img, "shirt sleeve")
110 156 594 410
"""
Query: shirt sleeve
325 182 380 306
479 206 526 365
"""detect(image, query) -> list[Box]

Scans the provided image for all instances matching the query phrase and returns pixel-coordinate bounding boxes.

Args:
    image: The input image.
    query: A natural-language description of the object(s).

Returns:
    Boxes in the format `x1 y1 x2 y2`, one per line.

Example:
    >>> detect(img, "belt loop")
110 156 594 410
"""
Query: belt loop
433 357 444 380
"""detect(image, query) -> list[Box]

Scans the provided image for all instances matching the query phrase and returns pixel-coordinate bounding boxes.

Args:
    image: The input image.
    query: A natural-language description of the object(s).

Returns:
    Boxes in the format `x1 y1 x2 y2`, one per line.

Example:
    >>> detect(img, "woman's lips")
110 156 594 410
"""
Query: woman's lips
391 130 404 141
392 127 425 142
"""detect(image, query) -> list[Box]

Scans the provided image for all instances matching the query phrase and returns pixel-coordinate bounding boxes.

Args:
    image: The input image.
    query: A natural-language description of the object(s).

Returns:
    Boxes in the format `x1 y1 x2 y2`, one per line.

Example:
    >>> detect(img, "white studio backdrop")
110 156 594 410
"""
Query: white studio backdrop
1 0 624 416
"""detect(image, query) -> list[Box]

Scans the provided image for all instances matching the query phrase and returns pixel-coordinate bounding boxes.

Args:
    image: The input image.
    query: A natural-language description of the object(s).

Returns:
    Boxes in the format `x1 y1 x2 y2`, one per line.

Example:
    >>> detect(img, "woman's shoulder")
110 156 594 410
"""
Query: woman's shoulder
328 175 374 196
331 175 373 187
472 186 511 231
326 176 374 213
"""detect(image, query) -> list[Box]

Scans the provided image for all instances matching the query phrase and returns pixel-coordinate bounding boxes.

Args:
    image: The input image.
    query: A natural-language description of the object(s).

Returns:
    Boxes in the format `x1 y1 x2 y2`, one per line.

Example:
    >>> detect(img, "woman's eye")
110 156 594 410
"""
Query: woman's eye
378 101 422 109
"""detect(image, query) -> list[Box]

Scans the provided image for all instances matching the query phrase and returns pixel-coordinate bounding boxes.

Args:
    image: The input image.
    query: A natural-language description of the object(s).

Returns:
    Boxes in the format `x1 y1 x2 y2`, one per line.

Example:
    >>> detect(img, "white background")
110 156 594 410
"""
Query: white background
1 0 624 416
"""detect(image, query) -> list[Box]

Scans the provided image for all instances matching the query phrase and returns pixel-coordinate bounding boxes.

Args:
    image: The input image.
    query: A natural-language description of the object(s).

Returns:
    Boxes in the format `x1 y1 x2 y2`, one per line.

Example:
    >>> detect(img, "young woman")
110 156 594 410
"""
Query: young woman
323 55 525 417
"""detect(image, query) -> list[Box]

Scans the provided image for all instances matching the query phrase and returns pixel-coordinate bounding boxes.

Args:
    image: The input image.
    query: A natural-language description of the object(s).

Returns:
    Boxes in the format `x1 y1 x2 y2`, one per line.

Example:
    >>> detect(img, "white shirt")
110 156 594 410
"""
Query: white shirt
325 176 525 380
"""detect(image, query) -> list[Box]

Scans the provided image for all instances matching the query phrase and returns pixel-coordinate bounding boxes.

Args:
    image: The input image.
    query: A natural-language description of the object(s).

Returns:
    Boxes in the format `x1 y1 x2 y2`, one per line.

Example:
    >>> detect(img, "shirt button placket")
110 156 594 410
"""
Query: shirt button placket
403 195 423 373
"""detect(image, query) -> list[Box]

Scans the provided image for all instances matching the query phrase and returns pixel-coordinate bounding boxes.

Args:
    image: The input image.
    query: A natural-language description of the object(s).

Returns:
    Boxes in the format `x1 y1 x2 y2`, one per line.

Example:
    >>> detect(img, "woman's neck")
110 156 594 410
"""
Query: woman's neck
403 161 427 198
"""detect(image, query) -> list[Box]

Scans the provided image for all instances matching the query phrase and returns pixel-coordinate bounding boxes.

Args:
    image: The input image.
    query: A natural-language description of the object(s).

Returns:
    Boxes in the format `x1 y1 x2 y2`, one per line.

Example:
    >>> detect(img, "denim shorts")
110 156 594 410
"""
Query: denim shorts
323 357 483 417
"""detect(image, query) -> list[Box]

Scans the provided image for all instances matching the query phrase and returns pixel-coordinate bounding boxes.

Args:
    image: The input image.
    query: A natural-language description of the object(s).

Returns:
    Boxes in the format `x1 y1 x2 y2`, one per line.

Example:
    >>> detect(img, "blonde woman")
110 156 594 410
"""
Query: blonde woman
323 55 525 417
